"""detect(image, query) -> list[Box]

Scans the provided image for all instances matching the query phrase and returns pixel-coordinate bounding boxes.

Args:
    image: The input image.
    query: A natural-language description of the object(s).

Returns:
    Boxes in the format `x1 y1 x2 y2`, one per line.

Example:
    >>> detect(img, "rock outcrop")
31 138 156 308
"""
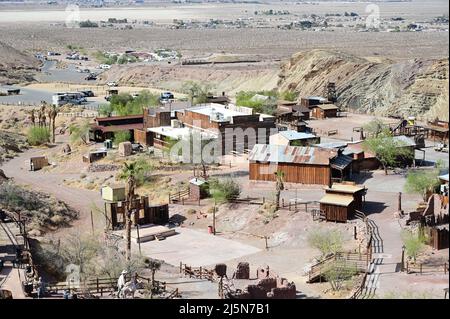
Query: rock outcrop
278 50 449 120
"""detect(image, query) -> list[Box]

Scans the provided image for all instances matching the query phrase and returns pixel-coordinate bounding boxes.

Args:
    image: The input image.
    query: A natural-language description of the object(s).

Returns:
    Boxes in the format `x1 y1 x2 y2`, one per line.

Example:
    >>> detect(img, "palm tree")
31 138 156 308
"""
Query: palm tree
49 105 58 143
275 171 285 210
144 258 162 297
124 170 137 261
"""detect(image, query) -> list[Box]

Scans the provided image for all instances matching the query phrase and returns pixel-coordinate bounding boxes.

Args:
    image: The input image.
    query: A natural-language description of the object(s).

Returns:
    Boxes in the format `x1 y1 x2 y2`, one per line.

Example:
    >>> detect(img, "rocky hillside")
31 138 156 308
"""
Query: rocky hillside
278 50 449 120
103 62 279 95
0 41 39 84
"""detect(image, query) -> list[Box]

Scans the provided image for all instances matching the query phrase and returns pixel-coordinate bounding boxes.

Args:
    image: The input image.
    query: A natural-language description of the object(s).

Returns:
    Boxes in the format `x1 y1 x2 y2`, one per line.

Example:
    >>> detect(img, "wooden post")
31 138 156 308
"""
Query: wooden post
213 206 216 236
401 245 405 272
264 236 268 250
199 267 202 279
445 263 447 275
180 262 182 274
282 198 285 208
354 226 357 240
90 210 95 235
420 263 422 274
96 278 99 293
137 224 142 255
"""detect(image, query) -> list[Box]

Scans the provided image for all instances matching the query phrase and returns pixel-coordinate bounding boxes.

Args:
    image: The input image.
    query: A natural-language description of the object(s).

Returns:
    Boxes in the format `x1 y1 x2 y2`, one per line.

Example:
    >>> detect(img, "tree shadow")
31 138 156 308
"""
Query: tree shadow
168 214 187 226
352 172 374 184
362 201 388 216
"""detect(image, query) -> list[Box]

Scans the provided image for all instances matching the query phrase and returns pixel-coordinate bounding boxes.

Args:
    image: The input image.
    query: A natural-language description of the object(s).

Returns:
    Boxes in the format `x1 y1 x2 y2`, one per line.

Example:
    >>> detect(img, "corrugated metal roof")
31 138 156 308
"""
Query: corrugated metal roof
319 194 354 206
393 135 416 147
330 154 353 170
279 130 317 141
249 144 336 165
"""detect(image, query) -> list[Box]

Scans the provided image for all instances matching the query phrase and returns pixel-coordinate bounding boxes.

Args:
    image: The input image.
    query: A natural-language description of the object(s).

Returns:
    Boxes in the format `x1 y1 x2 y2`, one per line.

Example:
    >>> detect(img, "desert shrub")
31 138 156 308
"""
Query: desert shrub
208 178 241 203
35 233 146 281
27 126 50 145
401 230 427 262
405 168 442 201
307 228 344 258
113 131 131 145
323 260 358 291
0 181 78 232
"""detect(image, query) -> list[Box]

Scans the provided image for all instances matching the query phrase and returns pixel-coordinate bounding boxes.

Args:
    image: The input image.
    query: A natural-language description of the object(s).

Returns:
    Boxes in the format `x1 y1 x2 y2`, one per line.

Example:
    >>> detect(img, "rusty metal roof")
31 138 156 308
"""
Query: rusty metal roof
249 144 337 165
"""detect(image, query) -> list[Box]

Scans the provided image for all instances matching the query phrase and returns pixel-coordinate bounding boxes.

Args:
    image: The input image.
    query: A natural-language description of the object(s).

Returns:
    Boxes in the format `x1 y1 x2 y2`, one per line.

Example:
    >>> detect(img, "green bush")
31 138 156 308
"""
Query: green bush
307 228 344 258
27 126 50 145
208 178 241 203
113 131 131 145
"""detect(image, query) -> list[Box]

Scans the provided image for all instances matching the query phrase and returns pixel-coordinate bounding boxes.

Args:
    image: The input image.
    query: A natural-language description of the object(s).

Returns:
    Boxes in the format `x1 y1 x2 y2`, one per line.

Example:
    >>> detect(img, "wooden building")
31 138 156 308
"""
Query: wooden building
319 194 355 223
89 115 144 142
189 178 209 201
139 103 276 155
318 182 366 222
248 144 352 186
104 196 169 230
310 104 339 119
29 156 48 171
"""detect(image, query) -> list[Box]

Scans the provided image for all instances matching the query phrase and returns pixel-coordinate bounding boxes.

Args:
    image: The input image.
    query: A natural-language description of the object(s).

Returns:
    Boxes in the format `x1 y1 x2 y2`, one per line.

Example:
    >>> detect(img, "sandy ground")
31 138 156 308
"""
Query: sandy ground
1 111 448 298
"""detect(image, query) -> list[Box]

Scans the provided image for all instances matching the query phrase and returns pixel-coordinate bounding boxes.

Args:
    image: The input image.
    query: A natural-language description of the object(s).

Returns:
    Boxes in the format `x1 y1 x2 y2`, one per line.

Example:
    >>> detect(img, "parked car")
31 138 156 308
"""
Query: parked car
106 81 118 87
99 64 112 70
160 91 174 101
85 73 97 81
79 90 95 97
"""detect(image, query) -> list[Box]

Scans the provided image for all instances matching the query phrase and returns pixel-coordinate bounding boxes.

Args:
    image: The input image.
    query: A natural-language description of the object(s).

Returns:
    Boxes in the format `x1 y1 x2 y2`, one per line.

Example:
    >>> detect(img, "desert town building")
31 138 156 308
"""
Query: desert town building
136 103 277 155
248 144 353 186
269 130 320 146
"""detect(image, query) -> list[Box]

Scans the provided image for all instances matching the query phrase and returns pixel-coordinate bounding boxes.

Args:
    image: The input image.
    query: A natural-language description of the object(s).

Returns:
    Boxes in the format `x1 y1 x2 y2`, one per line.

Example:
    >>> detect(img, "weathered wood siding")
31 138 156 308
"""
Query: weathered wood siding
249 162 331 185
320 202 353 222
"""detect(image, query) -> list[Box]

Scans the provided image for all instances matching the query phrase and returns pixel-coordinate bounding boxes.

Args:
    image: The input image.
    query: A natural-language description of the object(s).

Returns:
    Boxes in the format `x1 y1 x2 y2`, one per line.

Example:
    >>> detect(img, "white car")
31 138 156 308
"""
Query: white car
107 81 118 87
99 64 112 70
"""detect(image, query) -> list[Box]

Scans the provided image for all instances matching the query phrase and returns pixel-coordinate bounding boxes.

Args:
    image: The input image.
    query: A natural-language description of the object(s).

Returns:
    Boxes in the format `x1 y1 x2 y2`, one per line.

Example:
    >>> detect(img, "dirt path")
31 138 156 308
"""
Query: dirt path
0 141 105 235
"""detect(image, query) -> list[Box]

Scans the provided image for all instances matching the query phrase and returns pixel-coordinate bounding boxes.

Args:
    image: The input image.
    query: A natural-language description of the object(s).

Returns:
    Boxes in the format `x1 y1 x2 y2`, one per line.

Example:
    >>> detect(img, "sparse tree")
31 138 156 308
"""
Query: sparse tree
363 118 388 138
144 258 162 297
401 230 426 263
69 120 91 145
362 132 414 175
405 168 442 201
181 81 213 105
323 260 358 291
307 228 344 258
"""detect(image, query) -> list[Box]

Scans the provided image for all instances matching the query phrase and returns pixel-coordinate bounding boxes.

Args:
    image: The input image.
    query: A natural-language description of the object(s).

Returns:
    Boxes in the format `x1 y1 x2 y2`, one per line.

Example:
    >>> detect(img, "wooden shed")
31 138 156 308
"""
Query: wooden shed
324 183 366 211
101 184 126 202
319 193 355 222
249 144 338 186
311 104 339 119
29 156 48 171
104 196 169 230
189 178 209 201
426 226 449 250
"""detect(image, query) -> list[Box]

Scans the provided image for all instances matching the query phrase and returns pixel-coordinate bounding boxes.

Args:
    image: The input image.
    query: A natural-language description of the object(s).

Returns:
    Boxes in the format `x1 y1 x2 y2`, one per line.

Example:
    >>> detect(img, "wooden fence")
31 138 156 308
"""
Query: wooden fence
179 262 216 282
406 262 449 275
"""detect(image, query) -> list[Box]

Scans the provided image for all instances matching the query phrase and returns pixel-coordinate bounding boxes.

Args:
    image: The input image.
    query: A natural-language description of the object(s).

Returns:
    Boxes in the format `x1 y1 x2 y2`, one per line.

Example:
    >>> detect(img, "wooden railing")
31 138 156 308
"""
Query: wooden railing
169 188 190 204
349 272 368 299
179 262 216 282
406 262 449 275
